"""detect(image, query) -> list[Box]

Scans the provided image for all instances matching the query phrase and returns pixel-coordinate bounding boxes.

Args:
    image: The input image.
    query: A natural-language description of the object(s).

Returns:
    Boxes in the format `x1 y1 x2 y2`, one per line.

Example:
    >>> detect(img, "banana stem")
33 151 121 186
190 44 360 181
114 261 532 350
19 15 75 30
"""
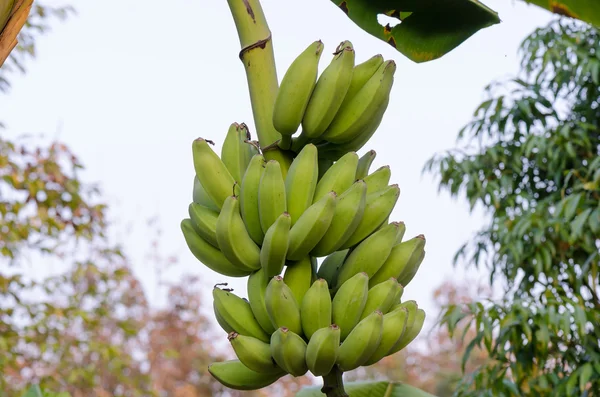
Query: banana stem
322 366 348 397
225 0 291 168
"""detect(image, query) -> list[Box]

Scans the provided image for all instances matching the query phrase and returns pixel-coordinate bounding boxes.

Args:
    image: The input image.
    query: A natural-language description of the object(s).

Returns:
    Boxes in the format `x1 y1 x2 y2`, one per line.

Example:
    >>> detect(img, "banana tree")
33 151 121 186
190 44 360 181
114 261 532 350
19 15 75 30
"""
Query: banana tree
0 0 33 67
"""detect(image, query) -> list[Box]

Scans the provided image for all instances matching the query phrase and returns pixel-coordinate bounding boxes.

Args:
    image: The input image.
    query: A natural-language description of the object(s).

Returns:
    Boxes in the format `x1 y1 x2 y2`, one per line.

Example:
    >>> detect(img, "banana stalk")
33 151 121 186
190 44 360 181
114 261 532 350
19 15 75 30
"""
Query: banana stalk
0 0 33 68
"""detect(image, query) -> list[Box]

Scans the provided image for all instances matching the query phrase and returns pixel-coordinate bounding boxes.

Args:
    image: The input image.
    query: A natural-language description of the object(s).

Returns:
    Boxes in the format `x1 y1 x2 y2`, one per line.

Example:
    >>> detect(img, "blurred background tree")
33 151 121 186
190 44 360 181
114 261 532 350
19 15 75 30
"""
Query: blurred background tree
425 18 600 395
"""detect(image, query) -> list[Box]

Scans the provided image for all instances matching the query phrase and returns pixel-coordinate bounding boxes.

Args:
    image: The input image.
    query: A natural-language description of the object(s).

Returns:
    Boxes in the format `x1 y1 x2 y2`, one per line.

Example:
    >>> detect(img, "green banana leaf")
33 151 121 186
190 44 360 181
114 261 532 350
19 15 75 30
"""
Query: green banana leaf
328 0 500 63
523 0 600 27
296 381 440 397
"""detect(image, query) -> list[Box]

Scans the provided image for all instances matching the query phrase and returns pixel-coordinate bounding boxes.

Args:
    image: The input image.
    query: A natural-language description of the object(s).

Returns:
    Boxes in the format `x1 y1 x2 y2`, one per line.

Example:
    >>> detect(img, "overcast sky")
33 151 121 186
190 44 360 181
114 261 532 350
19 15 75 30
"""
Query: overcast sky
1 0 552 343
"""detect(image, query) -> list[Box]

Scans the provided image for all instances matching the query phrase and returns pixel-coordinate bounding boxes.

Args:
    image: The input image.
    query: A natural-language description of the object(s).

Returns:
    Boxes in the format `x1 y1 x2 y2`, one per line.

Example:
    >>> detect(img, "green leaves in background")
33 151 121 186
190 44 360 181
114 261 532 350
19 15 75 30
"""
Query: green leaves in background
20 385 71 397
524 0 600 27
296 381 439 397
328 0 500 63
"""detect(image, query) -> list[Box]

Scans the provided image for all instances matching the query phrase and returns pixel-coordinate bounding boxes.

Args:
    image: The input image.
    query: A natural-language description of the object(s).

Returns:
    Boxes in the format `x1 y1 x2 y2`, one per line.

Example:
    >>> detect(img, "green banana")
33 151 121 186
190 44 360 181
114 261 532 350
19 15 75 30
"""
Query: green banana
388 307 426 355
339 54 384 109
313 151 358 202
316 249 349 286
240 154 266 245
300 278 332 339
193 176 220 212
363 307 408 366
259 160 287 234
181 219 251 277
283 256 315 304
332 272 369 341
188 203 219 248
395 221 407 245
360 277 402 320
397 247 426 287
228 332 281 374
265 276 303 335
302 41 356 139
336 310 384 371
318 157 335 180
340 184 400 249
305 324 340 376
364 165 391 195
310 180 367 257
285 144 318 225
208 360 284 390
287 191 337 260
369 235 426 288
334 222 400 290
192 138 237 210
213 285 270 342
247 269 277 334
273 40 324 136
260 212 292 278
221 122 257 183
270 327 309 377
321 60 396 144
355 149 376 180
216 195 261 271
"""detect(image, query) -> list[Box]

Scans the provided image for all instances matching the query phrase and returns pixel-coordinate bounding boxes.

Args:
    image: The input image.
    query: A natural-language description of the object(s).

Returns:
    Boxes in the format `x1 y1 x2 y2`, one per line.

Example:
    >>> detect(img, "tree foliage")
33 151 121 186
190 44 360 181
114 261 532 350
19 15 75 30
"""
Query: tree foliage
424 19 600 395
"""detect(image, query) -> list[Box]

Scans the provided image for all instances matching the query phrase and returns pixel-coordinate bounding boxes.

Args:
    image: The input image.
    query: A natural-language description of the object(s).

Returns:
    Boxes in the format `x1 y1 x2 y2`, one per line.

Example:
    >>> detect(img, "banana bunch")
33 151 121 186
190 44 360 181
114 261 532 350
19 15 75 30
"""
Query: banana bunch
181 118 428 390
272 40 396 160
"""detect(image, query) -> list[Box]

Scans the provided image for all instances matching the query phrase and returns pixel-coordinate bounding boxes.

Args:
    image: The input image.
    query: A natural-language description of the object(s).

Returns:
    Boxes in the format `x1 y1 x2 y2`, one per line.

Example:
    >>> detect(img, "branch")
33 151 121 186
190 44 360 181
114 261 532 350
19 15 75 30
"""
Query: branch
322 366 348 397
0 0 33 68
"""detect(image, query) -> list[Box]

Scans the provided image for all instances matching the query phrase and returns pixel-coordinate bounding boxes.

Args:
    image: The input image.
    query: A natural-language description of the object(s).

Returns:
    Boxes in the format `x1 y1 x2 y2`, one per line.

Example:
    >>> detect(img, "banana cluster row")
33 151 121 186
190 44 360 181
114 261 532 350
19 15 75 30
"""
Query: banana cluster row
273 40 396 160
209 274 425 390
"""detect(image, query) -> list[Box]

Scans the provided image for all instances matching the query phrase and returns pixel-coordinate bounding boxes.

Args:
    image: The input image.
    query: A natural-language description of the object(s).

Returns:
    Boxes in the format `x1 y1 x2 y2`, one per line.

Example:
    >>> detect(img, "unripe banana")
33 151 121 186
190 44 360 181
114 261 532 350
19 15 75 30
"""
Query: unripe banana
247 269 277 334
321 60 396 144
336 310 384 371
259 160 287 234
340 54 384 109
316 249 349 287
208 359 284 390
265 276 303 335
369 235 426 288
313 151 359 202
285 144 318 225
260 212 292 278
302 41 356 139
221 122 257 183
355 150 376 180
340 184 400 249
287 191 337 261
397 248 426 287
363 307 408 366
192 138 237 210
283 256 315 304
332 272 369 341
240 154 266 245
188 203 219 248
193 176 220 212
300 279 332 339
273 40 324 136
388 308 426 355
181 219 251 277
395 221 407 245
213 285 270 342
318 158 335 180
270 327 309 377
360 278 402 320
305 324 340 376
364 165 391 195
334 222 400 290
310 180 367 257
216 195 261 271
228 332 281 374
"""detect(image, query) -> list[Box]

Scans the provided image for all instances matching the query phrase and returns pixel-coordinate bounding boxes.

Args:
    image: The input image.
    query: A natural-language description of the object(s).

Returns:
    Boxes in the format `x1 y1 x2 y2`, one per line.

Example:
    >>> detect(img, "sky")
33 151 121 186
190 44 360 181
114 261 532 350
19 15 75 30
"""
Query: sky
1 0 553 344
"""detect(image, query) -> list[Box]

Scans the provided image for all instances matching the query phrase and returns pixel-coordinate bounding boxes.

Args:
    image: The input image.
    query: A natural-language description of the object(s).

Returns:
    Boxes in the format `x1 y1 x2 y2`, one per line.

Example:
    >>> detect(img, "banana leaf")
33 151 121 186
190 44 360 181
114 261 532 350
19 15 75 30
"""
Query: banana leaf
523 0 600 27
328 0 500 63
296 381 439 397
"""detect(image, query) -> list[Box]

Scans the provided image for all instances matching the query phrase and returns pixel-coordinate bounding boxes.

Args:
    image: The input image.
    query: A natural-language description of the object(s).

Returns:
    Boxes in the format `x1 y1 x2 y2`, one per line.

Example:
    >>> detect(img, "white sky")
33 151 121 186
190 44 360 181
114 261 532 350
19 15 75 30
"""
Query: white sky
1 0 552 344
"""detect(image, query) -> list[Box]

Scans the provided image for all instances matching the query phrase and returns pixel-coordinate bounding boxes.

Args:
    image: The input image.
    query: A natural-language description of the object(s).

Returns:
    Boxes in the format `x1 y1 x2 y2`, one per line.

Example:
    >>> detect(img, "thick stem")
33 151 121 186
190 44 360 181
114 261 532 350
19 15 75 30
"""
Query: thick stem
321 366 348 397
225 0 292 172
